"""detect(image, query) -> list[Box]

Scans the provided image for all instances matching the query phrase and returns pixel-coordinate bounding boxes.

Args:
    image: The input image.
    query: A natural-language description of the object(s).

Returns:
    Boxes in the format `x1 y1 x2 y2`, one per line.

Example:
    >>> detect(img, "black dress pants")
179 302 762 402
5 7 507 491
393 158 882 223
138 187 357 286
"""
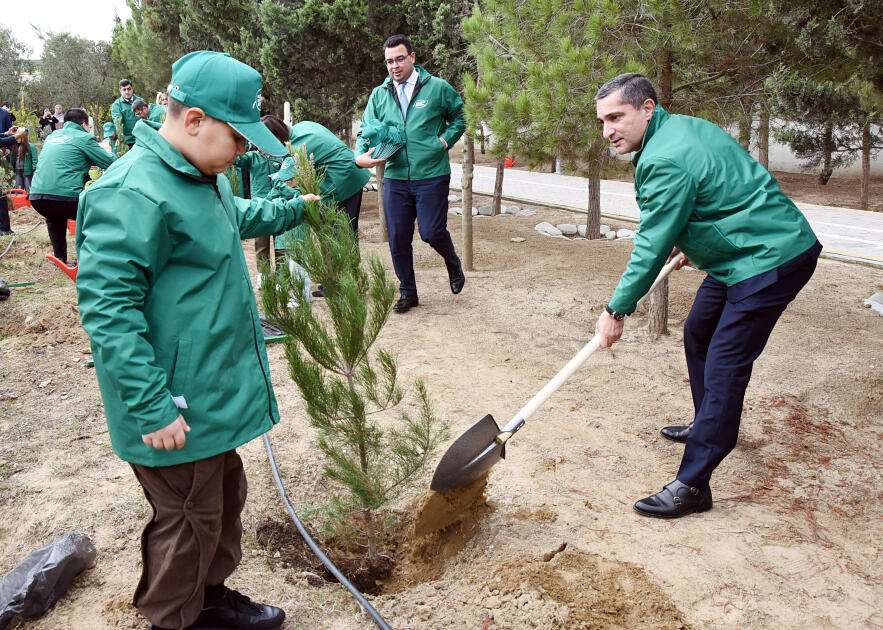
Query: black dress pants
31 197 79 263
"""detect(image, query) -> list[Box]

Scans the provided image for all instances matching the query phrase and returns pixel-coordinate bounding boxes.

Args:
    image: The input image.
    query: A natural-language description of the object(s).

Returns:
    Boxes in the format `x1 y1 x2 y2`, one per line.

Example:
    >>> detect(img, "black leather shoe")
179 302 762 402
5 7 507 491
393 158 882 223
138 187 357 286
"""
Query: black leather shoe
660 422 693 443
634 479 712 519
393 293 419 313
447 259 465 294
191 586 285 629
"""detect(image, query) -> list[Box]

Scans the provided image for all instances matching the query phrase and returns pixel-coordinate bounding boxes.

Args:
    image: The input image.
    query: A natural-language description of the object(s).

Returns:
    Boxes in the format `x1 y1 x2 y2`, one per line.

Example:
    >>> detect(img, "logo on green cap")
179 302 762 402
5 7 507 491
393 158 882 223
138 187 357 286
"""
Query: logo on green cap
253 90 262 111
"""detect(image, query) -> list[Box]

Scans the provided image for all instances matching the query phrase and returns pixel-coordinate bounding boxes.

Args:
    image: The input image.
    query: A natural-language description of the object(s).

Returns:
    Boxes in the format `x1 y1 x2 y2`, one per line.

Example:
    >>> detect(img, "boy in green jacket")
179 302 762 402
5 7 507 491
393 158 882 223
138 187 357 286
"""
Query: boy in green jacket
594 73 820 519
355 34 466 313
76 51 318 630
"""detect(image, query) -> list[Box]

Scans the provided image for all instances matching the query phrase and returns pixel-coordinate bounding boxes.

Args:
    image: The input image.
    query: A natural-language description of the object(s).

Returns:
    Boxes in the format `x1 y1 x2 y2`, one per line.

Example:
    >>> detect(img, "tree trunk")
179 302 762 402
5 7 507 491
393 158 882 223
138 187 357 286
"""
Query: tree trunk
861 121 871 210
376 162 388 242
656 48 673 110
479 125 486 154
462 132 475 271
586 174 601 239
819 121 834 185
758 101 770 170
738 113 751 151
492 155 505 216
648 278 670 339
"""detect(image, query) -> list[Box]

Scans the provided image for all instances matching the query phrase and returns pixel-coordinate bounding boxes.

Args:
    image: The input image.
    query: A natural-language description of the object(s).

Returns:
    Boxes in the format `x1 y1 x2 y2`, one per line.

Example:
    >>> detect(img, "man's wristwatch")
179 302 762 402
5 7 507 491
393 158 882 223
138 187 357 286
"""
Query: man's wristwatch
605 305 628 321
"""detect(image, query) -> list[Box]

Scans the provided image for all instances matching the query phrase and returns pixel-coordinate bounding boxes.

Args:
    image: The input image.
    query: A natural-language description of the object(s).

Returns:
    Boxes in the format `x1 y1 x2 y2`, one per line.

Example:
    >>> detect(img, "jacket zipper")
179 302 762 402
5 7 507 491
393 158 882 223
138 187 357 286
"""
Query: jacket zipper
214 182 277 424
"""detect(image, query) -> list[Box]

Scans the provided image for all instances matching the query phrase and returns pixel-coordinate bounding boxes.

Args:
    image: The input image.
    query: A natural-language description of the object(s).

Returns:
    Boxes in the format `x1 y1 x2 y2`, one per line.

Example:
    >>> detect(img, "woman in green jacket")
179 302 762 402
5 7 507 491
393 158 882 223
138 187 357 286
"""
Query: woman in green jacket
30 108 115 263
8 128 38 192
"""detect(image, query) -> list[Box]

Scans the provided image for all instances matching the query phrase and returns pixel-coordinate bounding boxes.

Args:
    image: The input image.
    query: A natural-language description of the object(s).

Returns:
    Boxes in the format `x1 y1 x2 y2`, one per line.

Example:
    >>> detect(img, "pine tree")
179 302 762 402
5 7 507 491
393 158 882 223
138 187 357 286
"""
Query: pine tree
260 147 449 566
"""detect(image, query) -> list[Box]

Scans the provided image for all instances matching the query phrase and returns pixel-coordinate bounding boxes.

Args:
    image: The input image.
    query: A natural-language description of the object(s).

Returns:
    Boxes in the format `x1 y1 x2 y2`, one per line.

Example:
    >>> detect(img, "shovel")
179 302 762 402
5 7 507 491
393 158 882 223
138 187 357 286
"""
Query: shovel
430 253 685 492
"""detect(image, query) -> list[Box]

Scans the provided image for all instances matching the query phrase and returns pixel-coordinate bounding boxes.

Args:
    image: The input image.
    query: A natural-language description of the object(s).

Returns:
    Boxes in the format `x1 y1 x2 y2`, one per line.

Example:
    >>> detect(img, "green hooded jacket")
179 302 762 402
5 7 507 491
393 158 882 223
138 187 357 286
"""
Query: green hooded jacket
75 120 306 467
608 106 818 314
30 121 115 198
355 66 465 181
111 94 144 145
290 121 370 202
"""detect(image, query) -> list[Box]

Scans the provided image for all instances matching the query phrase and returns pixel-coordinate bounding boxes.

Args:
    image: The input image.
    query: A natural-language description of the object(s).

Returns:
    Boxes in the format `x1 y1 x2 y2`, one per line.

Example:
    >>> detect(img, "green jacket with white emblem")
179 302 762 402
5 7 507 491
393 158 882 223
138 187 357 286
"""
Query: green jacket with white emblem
355 65 465 181
30 122 115 198
608 106 818 314
75 120 306 466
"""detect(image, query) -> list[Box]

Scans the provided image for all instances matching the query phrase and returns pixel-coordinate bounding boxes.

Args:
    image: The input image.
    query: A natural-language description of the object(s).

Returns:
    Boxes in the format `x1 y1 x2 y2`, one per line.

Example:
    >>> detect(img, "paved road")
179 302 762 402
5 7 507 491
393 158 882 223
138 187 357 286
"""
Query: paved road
450 164 883 266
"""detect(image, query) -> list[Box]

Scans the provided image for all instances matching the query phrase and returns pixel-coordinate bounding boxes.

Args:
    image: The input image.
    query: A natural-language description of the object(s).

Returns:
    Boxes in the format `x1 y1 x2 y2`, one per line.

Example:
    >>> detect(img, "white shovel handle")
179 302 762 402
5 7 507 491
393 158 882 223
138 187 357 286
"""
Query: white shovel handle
500 253 684 433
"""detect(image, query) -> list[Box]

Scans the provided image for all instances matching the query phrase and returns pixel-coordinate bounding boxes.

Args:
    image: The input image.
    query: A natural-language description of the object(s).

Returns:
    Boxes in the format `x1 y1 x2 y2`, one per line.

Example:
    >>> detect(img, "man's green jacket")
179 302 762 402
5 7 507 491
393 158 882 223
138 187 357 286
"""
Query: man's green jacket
609 106 818 314
30 122 115 198
111 94 144 145
290 121 369 202
76 120 305 467
355 66 465 181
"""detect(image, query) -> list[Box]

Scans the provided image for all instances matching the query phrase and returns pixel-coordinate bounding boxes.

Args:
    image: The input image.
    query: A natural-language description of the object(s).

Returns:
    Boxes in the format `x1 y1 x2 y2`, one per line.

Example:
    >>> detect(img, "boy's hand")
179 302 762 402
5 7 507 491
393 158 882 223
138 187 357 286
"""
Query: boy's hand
302 194 321 203
142 415 191 450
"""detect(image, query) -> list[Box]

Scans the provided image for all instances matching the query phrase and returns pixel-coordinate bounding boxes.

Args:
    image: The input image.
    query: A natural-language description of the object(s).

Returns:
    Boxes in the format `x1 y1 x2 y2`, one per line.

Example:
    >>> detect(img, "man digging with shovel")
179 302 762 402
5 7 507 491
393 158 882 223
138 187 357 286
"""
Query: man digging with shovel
594 73 821 519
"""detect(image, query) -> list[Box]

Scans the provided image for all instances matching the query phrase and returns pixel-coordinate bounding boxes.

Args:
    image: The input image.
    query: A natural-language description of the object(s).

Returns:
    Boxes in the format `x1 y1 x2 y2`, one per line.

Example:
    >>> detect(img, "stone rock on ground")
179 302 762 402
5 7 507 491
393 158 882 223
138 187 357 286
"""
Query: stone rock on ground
606 230 617 239
535 222 563 237
616 228 634 239
448 194 461 202
557 224 578 235
600 224 610 234
478 205 494 216
863 292 883 316
511 237 526 243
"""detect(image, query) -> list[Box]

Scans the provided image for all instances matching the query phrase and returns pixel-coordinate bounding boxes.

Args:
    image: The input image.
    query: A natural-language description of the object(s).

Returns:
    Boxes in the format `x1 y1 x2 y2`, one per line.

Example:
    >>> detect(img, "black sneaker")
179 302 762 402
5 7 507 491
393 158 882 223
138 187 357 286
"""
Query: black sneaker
191 586 285 629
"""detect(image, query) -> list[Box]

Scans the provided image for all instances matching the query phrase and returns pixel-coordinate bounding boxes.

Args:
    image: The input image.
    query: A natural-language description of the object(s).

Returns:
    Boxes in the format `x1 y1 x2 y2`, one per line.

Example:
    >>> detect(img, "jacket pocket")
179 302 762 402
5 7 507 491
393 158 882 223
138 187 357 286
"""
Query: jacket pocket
169 337 192 397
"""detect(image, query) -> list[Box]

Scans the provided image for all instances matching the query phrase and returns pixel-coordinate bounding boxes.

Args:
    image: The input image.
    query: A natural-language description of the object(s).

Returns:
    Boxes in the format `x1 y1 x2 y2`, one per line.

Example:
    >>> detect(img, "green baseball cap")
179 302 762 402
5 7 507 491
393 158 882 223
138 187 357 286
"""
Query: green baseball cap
273 157 296 181
102 122 115 135
167 51 287 157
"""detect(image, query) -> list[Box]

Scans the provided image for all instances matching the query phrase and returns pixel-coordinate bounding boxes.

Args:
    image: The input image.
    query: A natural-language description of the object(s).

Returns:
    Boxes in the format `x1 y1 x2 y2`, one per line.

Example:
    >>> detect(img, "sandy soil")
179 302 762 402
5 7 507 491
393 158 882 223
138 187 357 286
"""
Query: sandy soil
0 185 881 630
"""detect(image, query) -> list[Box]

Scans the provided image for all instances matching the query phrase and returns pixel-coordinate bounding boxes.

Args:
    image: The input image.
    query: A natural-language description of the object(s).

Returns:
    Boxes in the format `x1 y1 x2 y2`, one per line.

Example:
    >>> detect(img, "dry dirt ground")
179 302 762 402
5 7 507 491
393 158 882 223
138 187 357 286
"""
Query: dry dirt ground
0 181 881 630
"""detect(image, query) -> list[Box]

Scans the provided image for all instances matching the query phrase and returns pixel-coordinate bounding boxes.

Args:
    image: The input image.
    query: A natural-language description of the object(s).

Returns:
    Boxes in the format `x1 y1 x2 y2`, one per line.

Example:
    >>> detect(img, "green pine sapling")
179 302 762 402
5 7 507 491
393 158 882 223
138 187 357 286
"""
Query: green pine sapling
260 146 449 567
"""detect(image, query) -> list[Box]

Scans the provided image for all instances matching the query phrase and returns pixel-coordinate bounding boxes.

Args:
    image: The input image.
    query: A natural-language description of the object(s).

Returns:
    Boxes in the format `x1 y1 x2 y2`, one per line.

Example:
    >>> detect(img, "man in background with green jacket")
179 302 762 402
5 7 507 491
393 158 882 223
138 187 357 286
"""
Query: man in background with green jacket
76 51 318 630
356 34 466 313
594 73 820 519
111 78 144 148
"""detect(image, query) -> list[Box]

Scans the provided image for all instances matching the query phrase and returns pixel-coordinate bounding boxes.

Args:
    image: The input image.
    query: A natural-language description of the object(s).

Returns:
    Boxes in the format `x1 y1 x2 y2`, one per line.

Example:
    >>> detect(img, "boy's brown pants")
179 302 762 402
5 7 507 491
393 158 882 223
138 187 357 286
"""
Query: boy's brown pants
131 450 247 629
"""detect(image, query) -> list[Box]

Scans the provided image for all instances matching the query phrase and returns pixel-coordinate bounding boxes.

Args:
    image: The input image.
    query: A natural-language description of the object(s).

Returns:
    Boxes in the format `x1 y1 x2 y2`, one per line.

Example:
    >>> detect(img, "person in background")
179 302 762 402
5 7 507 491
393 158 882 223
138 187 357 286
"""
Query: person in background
53 104 65 129
0 103 11 134
100 121 117 155
133 100 151 121
355 34 466 313
233 119 286 273
0 127 27 235
6 128 38 192
151 92 168 123
262 115 370 241
111 79 143 148
29 108 115 263
39 108 59 135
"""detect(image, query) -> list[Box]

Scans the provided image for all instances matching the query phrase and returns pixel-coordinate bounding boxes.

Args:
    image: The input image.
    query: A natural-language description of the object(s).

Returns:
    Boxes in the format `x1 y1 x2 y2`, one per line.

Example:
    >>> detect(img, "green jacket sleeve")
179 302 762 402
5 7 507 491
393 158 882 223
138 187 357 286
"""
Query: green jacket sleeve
75 187 181 435
608 158 697 313
81 135 116 169
30 145 38 173
440 82 466 149
355 90 379 155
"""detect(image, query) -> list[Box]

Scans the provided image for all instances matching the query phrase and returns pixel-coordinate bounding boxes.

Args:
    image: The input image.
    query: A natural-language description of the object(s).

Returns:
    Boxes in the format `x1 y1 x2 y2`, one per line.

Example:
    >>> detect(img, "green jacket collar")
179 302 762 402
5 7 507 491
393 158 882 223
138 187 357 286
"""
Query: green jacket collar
62 120 88 135
382 65 433 88
133 118 212 181
632 105 670 166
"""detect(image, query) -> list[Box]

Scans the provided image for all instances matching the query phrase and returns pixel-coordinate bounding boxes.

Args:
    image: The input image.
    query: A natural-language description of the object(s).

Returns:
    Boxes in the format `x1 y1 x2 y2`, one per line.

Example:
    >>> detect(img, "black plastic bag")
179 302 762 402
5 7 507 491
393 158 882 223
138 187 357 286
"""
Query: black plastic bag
0 532 97 629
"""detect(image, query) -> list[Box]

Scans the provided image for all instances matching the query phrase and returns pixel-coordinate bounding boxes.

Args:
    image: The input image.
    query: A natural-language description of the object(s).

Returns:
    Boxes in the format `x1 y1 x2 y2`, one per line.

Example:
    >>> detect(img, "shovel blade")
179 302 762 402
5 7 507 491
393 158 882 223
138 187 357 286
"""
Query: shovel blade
431 414 506 492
